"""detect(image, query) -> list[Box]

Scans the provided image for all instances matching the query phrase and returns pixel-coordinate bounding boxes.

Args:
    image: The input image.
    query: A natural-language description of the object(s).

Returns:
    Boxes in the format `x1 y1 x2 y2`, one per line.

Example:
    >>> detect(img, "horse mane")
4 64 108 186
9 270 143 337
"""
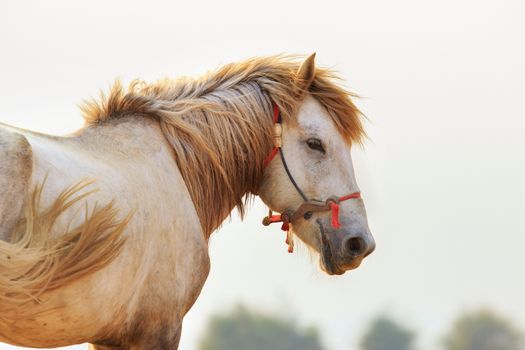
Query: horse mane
0 181 129 307
80 55 365 236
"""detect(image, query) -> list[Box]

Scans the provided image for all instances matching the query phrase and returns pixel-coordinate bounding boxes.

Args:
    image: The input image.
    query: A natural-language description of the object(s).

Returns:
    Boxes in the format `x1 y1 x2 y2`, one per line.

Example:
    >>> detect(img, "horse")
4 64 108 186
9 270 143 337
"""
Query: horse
0 54 375 349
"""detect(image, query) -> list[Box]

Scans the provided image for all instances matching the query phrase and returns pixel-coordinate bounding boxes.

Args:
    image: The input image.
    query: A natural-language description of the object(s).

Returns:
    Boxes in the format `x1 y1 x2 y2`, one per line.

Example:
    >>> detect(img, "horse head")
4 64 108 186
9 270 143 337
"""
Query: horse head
259 55 375 275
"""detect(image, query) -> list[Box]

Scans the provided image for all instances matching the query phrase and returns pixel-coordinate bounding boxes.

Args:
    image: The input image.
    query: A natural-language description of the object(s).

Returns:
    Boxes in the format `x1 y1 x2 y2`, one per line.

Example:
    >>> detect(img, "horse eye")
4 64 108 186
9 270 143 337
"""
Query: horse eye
306 138 325 154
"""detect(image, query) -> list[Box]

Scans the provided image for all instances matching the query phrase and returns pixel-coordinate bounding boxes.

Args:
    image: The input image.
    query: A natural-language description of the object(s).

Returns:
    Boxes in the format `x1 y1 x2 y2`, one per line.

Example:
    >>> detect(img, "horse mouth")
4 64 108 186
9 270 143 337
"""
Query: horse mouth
320 251 363 275
320 255 345 275
317 219 344 275
317 219 363 275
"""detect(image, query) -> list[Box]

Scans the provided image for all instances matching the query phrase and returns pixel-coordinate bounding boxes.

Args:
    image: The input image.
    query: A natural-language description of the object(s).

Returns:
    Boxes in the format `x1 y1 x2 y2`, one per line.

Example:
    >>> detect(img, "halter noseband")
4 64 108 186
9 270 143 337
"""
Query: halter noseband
262 102 361 253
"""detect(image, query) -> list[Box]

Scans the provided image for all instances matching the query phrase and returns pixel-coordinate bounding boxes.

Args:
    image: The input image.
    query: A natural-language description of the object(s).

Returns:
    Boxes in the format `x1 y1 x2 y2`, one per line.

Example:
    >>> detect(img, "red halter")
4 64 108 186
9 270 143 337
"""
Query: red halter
262 102 361 253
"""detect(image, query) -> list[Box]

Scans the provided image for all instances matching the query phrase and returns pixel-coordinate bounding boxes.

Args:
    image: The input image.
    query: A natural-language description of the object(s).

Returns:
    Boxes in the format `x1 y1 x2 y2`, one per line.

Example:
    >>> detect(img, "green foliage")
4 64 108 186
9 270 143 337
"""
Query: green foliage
359 315 414 350
444 309 523 350
199 305 325 350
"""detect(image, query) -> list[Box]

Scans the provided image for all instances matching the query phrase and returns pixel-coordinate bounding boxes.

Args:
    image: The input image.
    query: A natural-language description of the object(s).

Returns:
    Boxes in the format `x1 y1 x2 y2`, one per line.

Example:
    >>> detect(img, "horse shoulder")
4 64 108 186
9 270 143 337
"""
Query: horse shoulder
0 126 32 241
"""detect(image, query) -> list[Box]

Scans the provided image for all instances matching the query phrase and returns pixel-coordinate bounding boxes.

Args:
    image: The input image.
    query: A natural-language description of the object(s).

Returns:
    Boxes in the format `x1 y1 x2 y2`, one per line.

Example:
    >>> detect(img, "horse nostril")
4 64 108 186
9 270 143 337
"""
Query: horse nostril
344 237 366 257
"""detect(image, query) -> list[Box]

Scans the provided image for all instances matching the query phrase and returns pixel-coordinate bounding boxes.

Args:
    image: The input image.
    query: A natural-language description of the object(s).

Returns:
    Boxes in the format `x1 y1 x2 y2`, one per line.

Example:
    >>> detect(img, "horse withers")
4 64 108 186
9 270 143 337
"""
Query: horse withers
0 54 374 349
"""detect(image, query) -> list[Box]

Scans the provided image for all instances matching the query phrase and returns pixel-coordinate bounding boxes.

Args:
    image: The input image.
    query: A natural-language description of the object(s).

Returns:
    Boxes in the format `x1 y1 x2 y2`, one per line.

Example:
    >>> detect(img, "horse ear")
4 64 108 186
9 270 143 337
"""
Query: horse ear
296 53 316 93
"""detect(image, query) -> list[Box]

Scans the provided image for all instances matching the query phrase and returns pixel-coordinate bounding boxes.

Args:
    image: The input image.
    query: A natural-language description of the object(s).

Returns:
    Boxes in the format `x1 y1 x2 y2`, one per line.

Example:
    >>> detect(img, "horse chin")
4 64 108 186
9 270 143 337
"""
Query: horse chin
319 248 347 275
319 245 364 275
320 256 345 275
320 255 363 275
317 219 345 275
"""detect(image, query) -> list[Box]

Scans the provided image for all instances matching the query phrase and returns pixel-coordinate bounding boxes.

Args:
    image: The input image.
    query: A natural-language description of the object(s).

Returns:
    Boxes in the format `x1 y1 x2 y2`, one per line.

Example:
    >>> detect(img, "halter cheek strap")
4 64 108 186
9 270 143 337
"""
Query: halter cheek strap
263 103 308 201
262 102 361 253
263 103 283 166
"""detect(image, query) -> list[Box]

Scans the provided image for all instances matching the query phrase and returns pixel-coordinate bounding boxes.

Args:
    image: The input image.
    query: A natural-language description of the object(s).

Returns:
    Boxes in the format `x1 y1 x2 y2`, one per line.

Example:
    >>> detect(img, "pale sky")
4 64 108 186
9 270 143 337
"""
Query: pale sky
0 1 524 350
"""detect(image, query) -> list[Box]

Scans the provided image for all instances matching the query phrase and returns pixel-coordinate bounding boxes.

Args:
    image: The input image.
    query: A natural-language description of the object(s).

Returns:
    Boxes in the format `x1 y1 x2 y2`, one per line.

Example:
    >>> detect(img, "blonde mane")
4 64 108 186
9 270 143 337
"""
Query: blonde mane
81 56 365 236
0 181 129 307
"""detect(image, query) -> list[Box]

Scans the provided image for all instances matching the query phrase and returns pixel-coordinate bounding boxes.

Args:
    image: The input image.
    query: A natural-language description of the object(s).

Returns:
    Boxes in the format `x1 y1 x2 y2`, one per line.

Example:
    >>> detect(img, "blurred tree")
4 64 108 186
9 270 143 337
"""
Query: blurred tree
199 305 325 350
444 309 523 350
359 315 415 350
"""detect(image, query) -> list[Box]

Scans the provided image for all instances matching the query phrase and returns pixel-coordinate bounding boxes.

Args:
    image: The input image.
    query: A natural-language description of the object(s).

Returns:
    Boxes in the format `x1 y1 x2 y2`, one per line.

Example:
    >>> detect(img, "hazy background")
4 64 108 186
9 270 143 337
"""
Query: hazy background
0 1 524 349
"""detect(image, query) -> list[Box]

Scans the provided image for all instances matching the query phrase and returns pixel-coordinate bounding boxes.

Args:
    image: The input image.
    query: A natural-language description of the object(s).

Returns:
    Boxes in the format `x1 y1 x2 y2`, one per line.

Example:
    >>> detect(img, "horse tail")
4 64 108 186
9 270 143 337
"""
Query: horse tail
0 180 130 306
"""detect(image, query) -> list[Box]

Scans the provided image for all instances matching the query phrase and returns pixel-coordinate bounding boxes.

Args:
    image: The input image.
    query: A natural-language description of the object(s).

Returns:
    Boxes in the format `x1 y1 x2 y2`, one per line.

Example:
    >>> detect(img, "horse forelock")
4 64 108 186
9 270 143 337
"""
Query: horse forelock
80 55 365 236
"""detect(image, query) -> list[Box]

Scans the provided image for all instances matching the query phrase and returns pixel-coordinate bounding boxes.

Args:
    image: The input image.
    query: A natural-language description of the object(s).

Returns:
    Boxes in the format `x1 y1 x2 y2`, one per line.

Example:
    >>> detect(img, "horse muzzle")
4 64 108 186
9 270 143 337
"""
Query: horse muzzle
317 218 375 275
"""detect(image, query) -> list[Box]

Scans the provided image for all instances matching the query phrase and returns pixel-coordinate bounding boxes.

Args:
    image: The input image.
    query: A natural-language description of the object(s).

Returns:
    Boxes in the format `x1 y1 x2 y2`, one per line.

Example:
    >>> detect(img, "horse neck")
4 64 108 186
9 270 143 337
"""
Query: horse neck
76 90 275 237
157 92 275 237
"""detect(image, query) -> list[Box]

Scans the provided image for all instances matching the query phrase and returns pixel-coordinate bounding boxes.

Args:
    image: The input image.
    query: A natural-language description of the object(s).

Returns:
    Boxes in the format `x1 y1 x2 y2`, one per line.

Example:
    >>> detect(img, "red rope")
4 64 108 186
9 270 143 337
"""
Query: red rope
265 215 283 224
330 202 341 229
263 147 279 167
272 102 279 122
329 192 361 229
339 192 361 201
264 214 292 253
263 102 282 167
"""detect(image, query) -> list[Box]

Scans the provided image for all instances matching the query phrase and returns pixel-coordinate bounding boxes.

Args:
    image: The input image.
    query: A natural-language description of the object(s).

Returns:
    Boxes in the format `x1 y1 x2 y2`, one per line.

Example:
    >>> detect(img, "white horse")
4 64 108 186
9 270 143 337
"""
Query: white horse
0 54 375 349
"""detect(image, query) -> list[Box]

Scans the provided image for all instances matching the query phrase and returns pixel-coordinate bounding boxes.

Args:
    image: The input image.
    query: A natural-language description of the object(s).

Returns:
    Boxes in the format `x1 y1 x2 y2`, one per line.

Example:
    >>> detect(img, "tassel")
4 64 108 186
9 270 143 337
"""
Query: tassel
286 230 294 253
282 222 293 253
